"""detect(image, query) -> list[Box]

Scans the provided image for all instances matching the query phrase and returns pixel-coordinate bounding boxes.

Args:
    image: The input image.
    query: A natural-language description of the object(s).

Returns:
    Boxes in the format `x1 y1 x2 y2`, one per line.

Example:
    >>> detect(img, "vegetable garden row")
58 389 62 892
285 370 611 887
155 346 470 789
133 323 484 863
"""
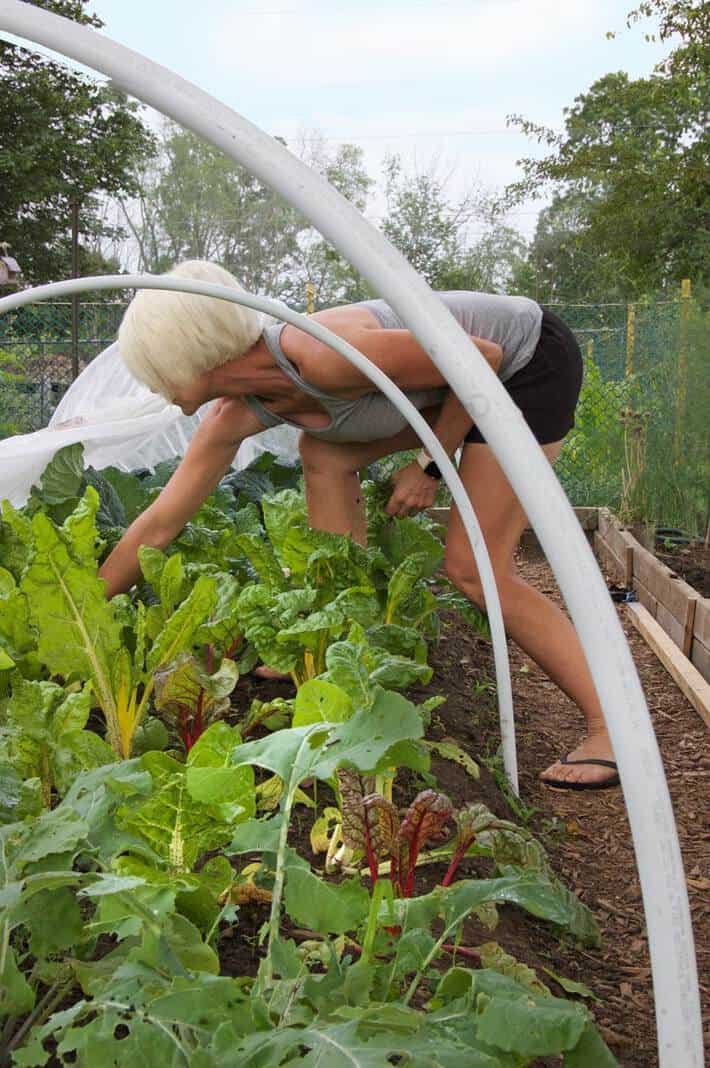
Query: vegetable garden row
0 444 618 1066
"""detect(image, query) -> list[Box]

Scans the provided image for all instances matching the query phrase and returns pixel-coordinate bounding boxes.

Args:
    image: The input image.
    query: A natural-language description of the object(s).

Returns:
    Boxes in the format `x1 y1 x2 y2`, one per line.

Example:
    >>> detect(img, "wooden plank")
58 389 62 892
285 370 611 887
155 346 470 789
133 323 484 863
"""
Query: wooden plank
596 530 633 585
632 543 699 624
598 508 614 538
691 639 710 683
633 576 658 617
656 603 686 649
693 599 710 645
573 507 600 531
594 531 625 583
626 603 710 727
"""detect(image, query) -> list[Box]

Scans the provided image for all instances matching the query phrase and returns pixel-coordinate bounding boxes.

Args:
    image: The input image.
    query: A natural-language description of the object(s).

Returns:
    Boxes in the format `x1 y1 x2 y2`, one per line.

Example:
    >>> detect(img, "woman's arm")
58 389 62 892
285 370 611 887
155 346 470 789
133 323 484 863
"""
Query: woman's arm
285 326 503 397
98 398 264 597
384 389 477 518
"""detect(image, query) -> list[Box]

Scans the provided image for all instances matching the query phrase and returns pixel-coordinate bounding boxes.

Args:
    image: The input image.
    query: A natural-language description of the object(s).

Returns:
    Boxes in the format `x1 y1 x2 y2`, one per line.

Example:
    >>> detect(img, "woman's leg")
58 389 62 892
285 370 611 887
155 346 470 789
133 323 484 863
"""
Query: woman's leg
253 418 437 681
445 441 614 787
299 414 438 544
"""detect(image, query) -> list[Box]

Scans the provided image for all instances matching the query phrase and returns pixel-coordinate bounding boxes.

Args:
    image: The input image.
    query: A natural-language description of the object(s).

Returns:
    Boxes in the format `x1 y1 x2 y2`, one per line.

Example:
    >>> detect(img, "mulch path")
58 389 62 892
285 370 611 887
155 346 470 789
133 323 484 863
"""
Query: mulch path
418 550 709 1067
226 548 708 1067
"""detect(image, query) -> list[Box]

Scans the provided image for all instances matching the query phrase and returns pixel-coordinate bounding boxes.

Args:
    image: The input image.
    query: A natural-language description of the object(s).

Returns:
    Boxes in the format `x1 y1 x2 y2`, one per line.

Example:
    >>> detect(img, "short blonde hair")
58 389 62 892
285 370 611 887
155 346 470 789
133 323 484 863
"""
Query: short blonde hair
118 260 263 398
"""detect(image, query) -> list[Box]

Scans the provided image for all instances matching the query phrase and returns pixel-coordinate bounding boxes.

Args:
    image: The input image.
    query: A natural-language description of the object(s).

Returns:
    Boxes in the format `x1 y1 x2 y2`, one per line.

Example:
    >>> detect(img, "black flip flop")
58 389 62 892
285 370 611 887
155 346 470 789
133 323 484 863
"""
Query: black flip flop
541 756 620 792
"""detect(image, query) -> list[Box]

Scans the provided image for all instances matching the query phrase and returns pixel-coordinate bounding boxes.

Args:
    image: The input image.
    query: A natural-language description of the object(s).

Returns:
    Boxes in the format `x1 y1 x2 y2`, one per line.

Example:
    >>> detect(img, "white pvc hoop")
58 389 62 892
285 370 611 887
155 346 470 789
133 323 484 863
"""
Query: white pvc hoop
0 4 701 1063
0 275 519 793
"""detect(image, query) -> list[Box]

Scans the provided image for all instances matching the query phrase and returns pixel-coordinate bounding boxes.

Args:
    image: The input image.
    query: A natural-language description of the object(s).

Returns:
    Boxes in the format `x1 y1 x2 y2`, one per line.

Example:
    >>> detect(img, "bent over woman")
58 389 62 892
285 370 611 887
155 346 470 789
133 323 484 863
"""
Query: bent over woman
100 260 618 791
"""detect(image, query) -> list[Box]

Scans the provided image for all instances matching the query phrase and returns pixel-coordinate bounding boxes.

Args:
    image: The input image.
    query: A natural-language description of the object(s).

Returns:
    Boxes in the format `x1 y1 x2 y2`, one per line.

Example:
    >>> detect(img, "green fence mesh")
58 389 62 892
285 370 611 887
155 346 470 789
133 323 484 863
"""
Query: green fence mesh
0 302 125 435
1 292 707 534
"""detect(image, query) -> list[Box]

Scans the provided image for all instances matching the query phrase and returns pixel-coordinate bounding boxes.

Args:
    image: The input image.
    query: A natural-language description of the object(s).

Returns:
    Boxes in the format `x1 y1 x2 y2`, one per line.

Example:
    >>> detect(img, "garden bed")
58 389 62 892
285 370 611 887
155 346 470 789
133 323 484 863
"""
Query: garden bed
1 451 705 1067
222 550 709 1068
655 541 709 598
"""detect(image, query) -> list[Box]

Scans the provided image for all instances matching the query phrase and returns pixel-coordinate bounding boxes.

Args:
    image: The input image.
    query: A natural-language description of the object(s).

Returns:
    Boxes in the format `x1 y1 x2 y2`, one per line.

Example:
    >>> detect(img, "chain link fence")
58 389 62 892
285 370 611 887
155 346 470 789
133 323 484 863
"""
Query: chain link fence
0 301 125 436
1 288 707 534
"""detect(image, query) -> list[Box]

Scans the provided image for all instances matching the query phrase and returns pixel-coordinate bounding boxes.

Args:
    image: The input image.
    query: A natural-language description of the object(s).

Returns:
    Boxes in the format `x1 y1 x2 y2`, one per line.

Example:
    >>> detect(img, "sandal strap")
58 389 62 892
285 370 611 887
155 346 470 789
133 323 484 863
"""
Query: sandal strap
559 757 618 770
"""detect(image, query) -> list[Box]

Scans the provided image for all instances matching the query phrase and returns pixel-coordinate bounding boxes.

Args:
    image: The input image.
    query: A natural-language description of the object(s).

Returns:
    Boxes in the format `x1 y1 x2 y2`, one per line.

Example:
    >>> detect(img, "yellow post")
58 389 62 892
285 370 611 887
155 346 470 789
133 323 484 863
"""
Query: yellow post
673 279 691 463
586 338 594 361
625 303 636 378
306 282 315 315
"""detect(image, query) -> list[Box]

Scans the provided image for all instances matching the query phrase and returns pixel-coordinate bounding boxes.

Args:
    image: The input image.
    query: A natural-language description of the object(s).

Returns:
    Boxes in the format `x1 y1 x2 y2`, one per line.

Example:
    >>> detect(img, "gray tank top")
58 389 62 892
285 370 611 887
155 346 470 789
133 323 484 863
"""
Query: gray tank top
243 291 542 444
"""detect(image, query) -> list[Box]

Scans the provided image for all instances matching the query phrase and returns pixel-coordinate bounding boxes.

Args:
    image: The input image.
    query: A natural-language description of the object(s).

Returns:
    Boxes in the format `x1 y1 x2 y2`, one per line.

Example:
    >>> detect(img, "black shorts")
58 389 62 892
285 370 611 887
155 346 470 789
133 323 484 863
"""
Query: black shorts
464 307 583 446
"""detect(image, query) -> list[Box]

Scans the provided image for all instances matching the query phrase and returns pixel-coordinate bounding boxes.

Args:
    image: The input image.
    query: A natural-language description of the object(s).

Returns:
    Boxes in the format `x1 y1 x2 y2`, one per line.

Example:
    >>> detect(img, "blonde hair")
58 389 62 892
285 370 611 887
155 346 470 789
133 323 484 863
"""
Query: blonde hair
118 260 263 398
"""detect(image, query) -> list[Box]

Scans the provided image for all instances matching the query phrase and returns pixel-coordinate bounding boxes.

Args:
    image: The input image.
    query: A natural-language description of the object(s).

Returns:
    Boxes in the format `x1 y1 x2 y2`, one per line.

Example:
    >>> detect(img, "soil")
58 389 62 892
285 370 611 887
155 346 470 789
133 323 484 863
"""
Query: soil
655 540 710 597
221 551 709 1068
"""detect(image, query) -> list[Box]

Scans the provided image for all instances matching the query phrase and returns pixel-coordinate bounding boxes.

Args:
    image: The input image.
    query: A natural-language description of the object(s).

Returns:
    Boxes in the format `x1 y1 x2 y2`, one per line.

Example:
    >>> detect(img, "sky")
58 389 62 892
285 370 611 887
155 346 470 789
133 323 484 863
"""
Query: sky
3 0 673 240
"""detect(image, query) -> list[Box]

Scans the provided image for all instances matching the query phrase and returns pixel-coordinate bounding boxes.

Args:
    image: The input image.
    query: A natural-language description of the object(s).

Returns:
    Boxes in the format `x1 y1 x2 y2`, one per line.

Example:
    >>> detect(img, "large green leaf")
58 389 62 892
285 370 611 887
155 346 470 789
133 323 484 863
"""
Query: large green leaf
235 532 287 590
236 585 315 673
185 721 255 822
292 679 353 726
386 872 600 947
117 746 249 873
472 970 588 1056
385 553 430 624
1 677 113 802
230 726 327 785
32 443 85 507
147 574 217 672
325 635 374 710
21 492 122 725
283 848 369 935
314 688 426 777
0 500 34 580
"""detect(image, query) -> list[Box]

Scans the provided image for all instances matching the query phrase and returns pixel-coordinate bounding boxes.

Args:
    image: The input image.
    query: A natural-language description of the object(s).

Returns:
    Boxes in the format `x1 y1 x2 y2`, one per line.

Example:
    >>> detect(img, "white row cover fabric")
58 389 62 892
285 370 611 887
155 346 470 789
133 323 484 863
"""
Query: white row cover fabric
0 341 300 506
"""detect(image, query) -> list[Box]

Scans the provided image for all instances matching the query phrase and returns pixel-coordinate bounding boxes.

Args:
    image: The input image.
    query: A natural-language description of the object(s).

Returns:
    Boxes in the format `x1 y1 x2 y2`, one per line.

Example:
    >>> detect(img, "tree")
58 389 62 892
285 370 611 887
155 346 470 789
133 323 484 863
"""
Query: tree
117 122 304 296
0 1 155 284
507 0 708 296
381 156 528 293
118 126 375 308
279 134 375 308
522 192 629 303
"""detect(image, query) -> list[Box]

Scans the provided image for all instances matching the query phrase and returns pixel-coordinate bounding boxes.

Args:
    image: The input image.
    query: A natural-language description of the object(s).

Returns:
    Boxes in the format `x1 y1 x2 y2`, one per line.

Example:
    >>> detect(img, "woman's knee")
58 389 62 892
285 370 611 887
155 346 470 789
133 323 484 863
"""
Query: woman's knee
299 434 353 475
445 551 514 609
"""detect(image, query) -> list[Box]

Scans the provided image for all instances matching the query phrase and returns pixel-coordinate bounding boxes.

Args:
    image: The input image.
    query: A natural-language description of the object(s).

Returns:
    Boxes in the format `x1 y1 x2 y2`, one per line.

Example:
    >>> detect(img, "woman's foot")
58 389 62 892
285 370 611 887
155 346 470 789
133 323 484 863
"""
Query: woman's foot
540 731 617 789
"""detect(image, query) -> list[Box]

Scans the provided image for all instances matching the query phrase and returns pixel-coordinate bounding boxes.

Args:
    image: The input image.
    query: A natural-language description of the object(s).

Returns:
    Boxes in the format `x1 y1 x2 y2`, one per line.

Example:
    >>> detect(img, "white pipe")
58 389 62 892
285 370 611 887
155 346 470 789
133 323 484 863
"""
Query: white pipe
0 5 701 1062
0 275 518 794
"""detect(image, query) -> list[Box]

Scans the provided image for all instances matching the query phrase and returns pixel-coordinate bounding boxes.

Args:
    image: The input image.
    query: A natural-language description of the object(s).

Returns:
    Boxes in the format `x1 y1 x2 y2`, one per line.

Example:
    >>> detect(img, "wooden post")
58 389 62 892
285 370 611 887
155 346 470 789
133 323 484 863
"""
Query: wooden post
306 282 315 315
625 303 636 378
673 278 691 463
586 337 593 362
70 196 80 380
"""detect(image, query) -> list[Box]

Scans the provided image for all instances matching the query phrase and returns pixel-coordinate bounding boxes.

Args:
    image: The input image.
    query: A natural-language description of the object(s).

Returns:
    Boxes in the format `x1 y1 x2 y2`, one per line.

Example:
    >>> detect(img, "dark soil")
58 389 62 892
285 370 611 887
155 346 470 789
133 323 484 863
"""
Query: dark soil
220 552 709 1068
655 539 710 597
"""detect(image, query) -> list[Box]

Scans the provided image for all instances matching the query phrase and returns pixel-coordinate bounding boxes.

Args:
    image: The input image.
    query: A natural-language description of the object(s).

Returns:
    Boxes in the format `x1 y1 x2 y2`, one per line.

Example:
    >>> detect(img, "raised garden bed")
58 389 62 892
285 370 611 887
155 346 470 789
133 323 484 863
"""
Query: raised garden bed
0 448 704 1067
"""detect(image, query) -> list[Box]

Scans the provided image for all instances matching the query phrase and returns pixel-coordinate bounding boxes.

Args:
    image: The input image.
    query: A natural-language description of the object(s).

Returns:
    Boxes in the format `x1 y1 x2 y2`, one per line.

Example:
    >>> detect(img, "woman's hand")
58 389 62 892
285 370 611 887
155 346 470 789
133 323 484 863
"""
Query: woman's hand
385 461 440 518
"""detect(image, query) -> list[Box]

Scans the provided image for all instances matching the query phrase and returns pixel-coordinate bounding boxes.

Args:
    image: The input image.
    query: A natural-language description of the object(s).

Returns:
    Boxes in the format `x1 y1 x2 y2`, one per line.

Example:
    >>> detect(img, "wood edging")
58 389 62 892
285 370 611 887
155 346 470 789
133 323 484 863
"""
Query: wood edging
626 603 710 726
592 508 709 689
428 503 710 695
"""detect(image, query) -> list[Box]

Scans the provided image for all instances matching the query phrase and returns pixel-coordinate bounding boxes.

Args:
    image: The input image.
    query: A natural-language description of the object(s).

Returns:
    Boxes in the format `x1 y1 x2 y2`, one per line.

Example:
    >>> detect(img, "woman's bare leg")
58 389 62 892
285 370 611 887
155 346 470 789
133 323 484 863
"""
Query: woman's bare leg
445 441 614 787
253 420 435 680
299 415 437 544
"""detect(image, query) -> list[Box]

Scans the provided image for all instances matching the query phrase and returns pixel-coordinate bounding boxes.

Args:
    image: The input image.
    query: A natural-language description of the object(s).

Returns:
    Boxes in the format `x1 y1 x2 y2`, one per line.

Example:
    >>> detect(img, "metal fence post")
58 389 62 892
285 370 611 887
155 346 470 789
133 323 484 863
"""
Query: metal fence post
625 303 636 378
70 196 80 380
673 279 691 464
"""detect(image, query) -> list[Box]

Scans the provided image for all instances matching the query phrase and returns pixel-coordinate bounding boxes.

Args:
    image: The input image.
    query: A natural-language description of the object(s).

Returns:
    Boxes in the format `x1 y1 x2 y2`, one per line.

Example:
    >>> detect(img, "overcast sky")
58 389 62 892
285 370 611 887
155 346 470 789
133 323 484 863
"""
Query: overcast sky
5 0 673 239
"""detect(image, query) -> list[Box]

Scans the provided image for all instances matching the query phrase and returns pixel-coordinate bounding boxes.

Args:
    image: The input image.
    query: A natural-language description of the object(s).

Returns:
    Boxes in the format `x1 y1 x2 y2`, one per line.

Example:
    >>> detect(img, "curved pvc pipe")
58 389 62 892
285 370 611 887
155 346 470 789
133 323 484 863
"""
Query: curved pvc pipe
0 4 701 1062
0 274 518 793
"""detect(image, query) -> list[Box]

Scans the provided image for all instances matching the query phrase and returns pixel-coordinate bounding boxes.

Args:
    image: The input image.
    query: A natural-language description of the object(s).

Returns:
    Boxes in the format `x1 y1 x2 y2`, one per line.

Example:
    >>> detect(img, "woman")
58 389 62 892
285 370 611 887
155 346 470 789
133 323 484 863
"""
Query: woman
101 260 618 791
